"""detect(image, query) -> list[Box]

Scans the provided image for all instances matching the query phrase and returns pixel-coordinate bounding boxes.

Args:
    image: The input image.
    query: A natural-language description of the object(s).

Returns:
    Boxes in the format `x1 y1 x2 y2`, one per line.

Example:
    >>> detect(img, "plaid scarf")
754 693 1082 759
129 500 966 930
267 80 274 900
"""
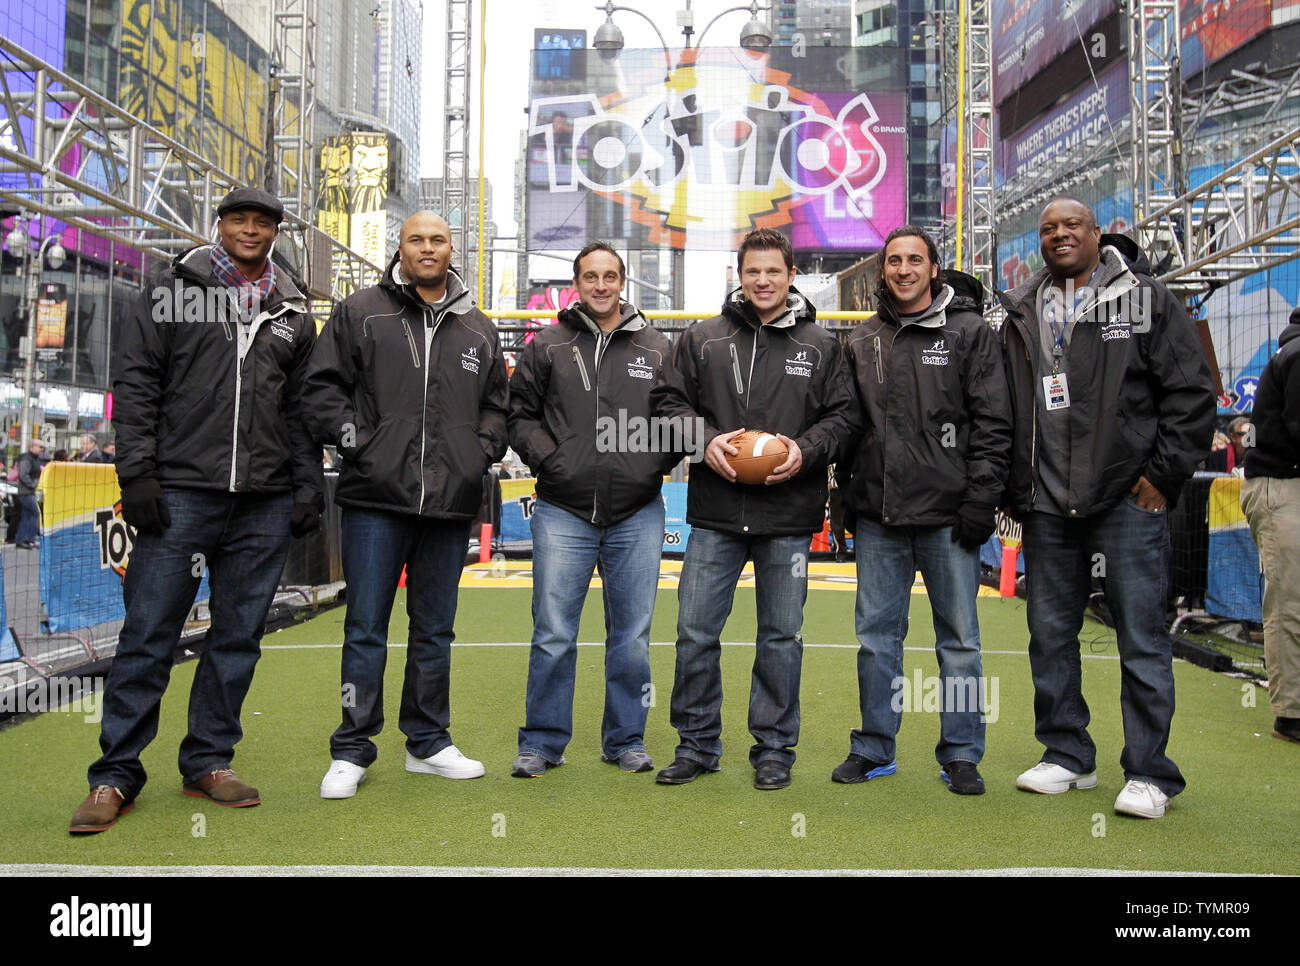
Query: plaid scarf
210 244 279 319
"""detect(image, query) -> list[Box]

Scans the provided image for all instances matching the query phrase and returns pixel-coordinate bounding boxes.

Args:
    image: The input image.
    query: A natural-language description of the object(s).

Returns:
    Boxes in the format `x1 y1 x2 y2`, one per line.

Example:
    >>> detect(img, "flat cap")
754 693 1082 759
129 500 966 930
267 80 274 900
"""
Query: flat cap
217 186 284 222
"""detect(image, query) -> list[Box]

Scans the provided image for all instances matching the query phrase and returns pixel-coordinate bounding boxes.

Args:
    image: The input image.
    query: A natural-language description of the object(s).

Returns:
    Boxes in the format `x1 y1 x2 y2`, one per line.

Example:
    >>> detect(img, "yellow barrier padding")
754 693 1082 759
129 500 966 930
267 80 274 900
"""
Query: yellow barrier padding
499 477 537 502
36 462 121 530
458 559 1004 596
1207 476 1247 532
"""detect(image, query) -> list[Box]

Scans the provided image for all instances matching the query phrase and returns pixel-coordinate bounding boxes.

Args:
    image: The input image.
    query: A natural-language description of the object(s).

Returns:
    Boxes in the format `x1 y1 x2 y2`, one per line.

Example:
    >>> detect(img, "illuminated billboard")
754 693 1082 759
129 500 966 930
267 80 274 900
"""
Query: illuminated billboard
317 133 390 266
527 47 907 253
120 0 269 185
996 60 1128 184
991 0 1117 104
1181 0 1272 75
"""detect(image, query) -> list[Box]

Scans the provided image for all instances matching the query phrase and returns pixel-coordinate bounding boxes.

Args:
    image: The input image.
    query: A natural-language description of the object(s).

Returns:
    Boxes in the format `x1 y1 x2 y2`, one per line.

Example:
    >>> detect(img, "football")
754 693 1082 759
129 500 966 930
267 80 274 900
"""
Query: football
725 431 789 484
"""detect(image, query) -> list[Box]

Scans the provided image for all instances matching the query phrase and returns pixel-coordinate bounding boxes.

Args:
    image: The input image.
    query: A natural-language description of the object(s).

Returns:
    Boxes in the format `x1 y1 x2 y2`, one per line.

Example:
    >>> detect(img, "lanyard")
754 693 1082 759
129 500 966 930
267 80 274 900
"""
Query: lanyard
1044 267 1099 375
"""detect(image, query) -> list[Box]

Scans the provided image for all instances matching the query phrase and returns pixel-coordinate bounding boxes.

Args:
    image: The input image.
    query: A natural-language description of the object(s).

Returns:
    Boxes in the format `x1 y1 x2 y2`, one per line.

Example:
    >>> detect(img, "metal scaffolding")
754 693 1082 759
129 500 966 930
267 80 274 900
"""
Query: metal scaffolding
963 0 996 293
0 35 379 306
991 3 1300 298
1135 56 1300 294
443 0 472 283
1140 129 1300 292
268 0 318 224
1128 0 1186 259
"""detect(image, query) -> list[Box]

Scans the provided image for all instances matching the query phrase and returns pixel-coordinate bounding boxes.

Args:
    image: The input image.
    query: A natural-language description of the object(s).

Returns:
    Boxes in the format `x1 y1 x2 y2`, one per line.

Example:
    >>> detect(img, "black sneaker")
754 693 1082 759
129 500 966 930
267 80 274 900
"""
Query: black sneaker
941 760 985 795
1274 717 1300 744
831 753 897 784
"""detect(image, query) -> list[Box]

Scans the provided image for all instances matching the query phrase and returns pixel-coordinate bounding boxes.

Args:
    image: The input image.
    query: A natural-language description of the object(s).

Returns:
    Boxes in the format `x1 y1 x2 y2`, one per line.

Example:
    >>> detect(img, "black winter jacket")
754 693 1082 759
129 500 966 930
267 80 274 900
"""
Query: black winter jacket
302 258 508 519
651 288 860 537
1000 235 1215 515
112 245 323 508
17 452 43 495
843 273 1011 526
508 301 677 526
1244 315 1300 479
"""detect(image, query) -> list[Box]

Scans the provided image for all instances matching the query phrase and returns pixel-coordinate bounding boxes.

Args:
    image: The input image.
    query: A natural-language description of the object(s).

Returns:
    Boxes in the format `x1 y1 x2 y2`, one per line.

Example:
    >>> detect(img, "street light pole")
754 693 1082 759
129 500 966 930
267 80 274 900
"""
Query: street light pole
591 2 772 311
15 221 67 451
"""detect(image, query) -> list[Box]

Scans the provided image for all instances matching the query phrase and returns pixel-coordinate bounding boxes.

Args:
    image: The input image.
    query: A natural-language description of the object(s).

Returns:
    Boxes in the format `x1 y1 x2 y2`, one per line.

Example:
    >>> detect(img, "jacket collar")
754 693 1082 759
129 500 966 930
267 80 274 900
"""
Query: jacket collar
722 286 814 331
559 300 647 336
172 244 307 314
877 284 952 330
383 253 474 317
1005 245 1136 318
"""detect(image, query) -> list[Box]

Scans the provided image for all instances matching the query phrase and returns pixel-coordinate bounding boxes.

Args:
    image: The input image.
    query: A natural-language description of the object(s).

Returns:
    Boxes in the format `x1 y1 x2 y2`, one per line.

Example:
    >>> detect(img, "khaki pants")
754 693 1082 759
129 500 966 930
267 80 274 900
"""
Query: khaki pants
1241 477 1300 718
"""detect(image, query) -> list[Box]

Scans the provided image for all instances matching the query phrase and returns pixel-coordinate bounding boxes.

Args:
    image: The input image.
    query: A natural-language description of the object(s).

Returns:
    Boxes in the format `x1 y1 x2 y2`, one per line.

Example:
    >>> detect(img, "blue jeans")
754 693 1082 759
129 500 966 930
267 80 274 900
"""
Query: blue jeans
88 488 292 797
16 493 39 544
851 520 986 766
331 508 471 767
670 528 809 769
1021 499 1185 797
518 497 663 763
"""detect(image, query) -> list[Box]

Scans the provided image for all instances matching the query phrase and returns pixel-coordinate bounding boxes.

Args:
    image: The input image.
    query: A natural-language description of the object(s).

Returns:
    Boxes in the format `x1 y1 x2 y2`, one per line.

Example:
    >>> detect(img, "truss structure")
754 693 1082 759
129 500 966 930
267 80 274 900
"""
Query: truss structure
962 0 997 294
1128 0 1185 230
1141 128 1300 292
268 0 318 223
0 35 378 304
443 0 472 284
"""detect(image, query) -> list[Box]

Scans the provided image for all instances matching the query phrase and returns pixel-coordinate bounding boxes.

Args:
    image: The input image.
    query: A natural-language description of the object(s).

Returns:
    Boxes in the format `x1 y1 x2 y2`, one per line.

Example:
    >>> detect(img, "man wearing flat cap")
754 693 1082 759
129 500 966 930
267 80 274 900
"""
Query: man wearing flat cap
69 185 324 833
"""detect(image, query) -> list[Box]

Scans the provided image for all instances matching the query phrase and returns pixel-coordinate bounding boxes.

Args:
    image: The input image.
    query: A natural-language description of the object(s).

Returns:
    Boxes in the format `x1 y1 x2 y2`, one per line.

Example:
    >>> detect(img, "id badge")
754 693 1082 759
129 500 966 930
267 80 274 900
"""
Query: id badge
1043 373 1071 411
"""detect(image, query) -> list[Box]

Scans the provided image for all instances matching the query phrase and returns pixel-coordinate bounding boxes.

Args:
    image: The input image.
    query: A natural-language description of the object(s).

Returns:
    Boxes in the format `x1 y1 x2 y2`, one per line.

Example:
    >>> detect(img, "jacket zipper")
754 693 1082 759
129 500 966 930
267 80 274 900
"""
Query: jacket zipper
739 328 757 528
572 346 592 391
878 327 904 520
590 332 608 523
729 342 744 394
746 330 757 408
227 304 286 491
402 318 421 368
418 306 442 513
1029 332 1041 508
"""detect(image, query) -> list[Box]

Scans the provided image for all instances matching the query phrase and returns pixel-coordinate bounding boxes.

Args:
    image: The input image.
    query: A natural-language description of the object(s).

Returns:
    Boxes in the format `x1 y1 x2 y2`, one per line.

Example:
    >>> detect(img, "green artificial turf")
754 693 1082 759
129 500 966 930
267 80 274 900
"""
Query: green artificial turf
1 588 1294 873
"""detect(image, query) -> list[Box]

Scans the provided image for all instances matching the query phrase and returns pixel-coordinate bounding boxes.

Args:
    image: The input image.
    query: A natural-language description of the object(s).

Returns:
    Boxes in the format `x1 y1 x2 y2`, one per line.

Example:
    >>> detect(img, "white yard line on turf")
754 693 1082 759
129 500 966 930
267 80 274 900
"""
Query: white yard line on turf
261 642 1123 660
0 863 1258 877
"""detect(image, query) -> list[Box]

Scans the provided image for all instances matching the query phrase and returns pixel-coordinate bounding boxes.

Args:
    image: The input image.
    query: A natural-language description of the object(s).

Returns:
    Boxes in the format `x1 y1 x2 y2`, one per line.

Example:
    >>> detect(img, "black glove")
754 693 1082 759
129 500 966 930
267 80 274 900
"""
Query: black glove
951 502 996 550
290 502 320 538
120 478 171 536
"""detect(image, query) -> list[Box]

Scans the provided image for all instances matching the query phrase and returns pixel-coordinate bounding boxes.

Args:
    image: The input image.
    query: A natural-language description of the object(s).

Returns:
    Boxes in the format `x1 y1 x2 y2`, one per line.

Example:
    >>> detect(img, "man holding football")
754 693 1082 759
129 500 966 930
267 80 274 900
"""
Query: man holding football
651 228 859 790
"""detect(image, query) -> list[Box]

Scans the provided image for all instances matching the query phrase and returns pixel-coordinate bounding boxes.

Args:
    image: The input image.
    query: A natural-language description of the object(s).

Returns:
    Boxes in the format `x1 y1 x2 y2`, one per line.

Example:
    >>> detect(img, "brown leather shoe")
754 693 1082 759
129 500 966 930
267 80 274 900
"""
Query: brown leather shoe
69 785 134 834
182 768 260 807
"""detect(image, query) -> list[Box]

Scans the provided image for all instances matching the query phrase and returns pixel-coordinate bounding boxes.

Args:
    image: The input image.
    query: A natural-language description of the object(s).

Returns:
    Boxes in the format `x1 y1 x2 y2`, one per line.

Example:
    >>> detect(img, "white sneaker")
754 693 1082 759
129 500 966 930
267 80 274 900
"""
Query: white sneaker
1114 780 1169 819
405 745 485 780
1015 761 1099 794
320 760 367 799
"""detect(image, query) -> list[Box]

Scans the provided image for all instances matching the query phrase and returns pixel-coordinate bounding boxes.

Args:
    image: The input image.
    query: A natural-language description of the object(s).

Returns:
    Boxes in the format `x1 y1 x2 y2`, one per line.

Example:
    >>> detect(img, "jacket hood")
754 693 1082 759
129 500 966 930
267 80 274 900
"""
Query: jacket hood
943 270 985 312
876 283 953 329
721 285 815 330
382 251 473 315
172 244 307 309
557 299 648 336
1003 243 1136 317
1100 233 1152 275
1281 313 1300 345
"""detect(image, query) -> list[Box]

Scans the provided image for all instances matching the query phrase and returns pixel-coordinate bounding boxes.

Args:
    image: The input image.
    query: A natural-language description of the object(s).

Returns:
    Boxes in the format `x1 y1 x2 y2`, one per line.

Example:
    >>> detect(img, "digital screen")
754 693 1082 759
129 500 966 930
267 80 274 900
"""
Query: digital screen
528 46 907 253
